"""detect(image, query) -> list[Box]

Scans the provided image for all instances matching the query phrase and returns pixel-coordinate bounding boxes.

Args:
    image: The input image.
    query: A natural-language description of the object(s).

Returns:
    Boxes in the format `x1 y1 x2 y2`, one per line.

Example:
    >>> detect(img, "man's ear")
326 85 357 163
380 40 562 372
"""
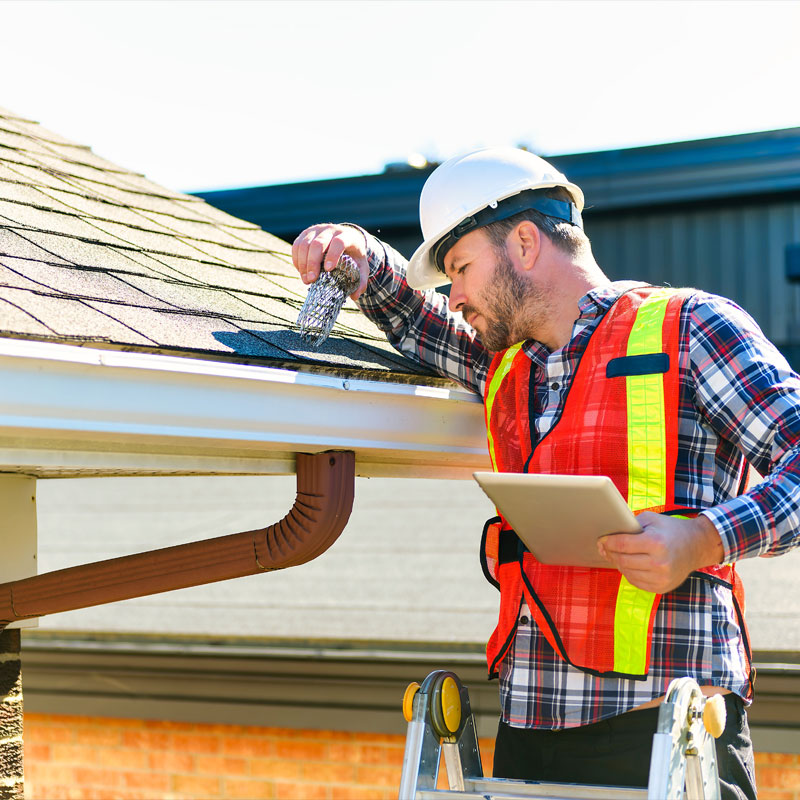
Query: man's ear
512 221 541 271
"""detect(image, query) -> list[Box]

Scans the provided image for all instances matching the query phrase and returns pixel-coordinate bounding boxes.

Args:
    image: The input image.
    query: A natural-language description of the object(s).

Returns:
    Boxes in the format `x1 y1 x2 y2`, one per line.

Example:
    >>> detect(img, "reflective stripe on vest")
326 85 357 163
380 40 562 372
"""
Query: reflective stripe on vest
484 342 524 471
613 288 673 675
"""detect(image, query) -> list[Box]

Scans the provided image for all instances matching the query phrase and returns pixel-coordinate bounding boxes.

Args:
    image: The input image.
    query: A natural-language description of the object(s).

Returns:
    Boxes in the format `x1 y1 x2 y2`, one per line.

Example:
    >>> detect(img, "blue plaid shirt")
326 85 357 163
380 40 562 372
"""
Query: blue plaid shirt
357 233 800 729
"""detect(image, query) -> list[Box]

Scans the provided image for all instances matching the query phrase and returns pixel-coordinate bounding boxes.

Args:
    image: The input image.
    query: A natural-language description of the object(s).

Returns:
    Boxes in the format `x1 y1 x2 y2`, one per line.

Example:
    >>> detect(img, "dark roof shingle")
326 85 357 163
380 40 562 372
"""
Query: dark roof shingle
0 106 434 380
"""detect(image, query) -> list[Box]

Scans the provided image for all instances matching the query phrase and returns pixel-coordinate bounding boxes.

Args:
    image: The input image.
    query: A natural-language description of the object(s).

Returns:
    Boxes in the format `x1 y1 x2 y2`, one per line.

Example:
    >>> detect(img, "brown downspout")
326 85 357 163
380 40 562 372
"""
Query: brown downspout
0 451 355 630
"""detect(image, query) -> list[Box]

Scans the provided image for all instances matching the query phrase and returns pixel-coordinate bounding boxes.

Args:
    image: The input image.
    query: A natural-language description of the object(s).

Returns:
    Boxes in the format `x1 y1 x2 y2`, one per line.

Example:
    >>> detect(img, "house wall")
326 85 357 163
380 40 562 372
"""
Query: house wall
23 713 800 800
587 197 800 358
24 713 496 800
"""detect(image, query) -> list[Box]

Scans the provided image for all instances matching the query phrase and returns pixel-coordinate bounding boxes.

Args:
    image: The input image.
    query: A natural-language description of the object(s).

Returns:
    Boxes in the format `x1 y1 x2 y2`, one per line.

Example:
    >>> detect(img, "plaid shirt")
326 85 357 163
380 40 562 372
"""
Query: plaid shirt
357 233 800 729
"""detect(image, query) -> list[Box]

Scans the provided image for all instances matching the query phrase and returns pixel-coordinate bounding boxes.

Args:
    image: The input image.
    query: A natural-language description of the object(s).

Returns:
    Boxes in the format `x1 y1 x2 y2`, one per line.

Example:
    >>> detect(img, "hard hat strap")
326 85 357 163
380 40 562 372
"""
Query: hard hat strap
433 190 583 274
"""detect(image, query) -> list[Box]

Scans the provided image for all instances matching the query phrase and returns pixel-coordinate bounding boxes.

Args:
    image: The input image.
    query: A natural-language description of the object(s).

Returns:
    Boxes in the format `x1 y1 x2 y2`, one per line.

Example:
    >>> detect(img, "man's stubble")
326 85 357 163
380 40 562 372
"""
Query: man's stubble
463 248 549 353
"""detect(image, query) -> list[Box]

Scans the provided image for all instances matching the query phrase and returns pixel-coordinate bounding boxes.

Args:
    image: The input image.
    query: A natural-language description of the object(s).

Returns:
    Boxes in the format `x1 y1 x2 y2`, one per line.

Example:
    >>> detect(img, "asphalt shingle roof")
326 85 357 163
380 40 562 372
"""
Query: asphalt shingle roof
0 106 433 379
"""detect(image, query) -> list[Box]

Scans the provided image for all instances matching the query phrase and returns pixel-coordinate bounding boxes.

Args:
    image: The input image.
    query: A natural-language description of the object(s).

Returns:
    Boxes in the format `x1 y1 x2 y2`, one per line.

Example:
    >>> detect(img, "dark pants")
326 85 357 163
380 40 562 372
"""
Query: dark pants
493 694 757 800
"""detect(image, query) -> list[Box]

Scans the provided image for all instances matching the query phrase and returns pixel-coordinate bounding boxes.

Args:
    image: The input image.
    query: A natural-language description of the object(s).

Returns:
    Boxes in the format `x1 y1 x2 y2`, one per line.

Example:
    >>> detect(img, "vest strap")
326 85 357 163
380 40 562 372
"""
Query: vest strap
484 342 524 471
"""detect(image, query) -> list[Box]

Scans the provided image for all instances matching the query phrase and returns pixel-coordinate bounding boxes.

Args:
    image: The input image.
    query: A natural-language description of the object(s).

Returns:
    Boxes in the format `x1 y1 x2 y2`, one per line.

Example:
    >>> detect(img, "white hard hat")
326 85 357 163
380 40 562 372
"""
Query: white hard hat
406 147 585 290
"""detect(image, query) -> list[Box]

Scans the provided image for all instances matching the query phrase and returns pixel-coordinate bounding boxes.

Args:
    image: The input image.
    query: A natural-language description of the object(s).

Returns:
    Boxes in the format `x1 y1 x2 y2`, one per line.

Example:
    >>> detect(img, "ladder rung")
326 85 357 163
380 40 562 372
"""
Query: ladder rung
417 777 648 799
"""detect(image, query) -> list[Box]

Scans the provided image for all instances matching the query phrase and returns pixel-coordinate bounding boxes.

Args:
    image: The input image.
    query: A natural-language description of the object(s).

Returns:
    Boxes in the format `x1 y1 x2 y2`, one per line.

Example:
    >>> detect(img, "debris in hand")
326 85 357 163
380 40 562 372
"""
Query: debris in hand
297 254 361 347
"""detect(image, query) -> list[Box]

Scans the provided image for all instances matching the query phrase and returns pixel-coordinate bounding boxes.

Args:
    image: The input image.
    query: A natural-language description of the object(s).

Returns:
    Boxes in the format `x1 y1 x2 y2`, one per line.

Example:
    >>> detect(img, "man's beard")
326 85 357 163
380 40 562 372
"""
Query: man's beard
462 248 544 352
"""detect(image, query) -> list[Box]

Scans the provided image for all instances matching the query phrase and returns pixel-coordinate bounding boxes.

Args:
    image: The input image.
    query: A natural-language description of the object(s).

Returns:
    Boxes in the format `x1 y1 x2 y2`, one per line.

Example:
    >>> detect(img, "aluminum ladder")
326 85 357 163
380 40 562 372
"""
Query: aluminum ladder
398 671 727 800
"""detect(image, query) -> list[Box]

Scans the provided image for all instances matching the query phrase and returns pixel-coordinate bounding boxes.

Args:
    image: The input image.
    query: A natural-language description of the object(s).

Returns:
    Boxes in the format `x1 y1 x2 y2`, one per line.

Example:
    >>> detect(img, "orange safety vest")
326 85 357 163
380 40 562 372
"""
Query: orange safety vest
481 286 751 684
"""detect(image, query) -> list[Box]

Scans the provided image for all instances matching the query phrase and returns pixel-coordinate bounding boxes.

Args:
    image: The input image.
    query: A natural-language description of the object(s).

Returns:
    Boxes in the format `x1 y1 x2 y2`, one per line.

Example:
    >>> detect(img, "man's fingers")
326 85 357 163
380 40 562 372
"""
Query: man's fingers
617 570 666 593
599 532 650 555
292 226 334 283
323 237 346 273
349 257 370 300
292 225 369 287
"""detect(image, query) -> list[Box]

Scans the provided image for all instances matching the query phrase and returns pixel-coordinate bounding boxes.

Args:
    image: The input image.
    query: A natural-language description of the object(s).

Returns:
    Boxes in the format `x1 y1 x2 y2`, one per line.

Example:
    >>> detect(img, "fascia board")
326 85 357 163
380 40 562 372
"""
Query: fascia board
0 339 489 479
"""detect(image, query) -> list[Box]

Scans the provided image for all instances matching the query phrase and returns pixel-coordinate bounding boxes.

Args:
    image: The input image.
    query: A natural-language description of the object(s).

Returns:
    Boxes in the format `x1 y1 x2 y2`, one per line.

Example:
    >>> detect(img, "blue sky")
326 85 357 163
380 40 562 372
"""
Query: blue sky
4 0 799 192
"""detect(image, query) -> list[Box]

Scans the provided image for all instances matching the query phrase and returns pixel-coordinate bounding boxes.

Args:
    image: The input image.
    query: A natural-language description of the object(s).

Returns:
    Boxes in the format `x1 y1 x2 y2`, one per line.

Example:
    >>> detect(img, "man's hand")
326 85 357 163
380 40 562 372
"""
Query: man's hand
292 224 370 300
598 512 725 593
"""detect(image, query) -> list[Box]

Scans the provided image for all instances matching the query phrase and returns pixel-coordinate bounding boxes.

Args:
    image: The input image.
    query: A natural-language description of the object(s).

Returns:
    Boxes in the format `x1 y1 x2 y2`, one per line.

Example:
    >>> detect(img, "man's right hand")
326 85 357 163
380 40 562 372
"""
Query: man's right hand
292 224 370 300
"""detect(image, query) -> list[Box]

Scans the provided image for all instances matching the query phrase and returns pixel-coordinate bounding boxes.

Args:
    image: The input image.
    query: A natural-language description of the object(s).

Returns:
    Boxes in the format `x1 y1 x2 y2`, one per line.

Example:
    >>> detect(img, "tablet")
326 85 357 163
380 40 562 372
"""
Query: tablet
473 473 642 568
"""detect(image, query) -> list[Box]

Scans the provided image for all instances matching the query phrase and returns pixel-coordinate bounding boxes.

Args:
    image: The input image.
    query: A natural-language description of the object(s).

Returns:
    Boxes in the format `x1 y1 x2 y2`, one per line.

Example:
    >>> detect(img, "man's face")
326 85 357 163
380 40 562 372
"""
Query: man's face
443 227 544 352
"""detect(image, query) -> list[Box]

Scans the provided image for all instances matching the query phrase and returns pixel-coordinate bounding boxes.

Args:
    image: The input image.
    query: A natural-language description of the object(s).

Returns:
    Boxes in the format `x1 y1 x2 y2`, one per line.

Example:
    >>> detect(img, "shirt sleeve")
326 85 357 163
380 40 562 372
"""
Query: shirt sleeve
689 293 800 561
354 230 490 396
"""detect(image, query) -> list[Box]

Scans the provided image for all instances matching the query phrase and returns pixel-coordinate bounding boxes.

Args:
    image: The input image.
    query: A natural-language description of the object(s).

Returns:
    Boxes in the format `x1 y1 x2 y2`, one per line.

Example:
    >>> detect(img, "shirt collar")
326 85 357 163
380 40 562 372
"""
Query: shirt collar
522 280 649 368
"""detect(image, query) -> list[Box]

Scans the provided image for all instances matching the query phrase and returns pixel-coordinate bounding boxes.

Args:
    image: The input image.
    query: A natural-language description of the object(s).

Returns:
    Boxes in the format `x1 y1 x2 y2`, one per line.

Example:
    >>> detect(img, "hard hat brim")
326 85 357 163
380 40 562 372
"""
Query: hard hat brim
406 180 584 291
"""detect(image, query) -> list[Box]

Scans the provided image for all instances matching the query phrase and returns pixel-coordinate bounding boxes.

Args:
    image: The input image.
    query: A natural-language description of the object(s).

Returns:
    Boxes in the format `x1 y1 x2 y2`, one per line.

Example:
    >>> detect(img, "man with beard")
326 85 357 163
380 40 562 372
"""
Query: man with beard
292 147 799 799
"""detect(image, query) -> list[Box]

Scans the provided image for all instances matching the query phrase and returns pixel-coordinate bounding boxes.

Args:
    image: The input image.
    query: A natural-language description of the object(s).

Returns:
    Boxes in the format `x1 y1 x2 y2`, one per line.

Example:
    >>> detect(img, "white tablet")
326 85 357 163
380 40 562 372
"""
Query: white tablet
473 473 642 568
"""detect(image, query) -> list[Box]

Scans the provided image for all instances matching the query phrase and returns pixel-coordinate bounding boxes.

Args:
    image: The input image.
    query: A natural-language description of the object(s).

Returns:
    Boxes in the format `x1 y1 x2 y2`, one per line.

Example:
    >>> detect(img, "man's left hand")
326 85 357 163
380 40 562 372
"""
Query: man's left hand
598 512 725 593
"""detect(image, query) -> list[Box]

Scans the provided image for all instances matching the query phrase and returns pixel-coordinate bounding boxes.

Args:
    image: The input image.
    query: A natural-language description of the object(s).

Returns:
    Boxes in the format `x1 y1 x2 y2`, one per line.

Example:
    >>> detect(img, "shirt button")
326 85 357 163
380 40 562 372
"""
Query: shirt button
551 382 560 391
519 615 530 626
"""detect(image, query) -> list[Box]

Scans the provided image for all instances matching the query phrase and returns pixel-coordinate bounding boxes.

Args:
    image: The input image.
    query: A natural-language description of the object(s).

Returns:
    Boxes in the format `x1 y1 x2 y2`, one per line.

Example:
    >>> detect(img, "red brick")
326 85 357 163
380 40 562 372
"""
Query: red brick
274 781 328 800
148 749 195 772
29 724 73 744
358 744 406 766
73 766 124 788
758 753 800 766
50 743 97 764
357 764 403 788
332 787 386 800
301 760 356 783
757 765 800 789
122 729 172 750
327 741 361 762
74 725 122 747
96 747 149 770
172 732 221 755
757 791 796 800
195 754 248 776
144 718 194 732
24 761 76 785
249 758 302 781
222 736 274 758
25 743 51 761
123 771 171 792
365 733 404 745
223 778 274 799
171 773 222 797
275 740 327 761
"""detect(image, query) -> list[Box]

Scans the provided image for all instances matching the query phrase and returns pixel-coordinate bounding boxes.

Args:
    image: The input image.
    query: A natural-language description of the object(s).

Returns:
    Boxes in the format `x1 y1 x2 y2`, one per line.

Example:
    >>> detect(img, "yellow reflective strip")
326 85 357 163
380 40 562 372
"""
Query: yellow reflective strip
614 289 673 674
613 575 657 674
484 343 524 471
626 289 672 512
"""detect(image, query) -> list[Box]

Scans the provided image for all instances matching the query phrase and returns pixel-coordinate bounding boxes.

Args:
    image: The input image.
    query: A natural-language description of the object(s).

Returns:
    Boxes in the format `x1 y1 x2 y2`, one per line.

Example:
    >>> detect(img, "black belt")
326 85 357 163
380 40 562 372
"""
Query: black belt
498 530 527 564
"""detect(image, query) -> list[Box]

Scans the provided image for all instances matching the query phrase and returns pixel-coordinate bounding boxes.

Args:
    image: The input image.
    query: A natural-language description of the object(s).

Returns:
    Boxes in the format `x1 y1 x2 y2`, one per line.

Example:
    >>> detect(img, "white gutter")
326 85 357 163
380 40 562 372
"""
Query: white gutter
0 338 489 479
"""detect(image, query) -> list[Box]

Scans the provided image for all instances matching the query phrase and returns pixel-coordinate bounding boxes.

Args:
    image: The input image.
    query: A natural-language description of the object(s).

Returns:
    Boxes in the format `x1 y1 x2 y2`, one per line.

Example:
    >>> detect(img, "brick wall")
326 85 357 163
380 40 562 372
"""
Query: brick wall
24 713 495 800
23 713 800 799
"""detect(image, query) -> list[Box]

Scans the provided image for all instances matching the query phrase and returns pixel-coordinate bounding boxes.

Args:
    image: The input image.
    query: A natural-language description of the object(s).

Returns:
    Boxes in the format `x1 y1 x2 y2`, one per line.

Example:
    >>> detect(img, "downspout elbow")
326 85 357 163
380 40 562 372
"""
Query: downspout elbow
0 451 355 629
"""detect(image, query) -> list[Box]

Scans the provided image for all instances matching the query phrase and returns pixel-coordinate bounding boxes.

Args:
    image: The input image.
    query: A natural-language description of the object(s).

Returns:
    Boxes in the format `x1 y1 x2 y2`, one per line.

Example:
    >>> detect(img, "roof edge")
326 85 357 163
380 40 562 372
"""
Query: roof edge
0 338 487 479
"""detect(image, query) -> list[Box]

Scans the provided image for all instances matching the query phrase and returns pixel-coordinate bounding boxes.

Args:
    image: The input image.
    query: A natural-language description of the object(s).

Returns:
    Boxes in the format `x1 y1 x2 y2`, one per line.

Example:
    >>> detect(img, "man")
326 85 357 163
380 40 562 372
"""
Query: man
293 147 798 799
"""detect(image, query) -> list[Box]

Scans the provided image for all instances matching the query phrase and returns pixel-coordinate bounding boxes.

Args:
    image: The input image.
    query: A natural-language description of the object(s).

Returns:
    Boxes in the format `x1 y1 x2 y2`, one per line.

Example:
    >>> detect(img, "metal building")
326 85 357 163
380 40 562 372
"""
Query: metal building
196 127 800 365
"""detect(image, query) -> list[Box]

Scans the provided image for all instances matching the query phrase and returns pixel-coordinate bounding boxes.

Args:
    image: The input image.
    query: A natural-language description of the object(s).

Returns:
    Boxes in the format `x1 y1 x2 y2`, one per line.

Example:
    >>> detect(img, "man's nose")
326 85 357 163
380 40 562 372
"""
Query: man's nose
448 280 466 312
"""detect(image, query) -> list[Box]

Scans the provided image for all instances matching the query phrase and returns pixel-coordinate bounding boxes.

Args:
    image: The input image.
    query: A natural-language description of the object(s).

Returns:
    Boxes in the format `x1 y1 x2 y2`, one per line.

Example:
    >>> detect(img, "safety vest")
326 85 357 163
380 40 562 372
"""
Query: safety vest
481 286 751 684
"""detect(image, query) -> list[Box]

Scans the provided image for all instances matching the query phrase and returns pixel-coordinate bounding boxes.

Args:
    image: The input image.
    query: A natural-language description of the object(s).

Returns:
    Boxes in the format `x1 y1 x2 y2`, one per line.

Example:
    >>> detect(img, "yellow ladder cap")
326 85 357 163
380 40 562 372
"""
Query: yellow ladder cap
440 676 462 734
703 694 727 739
403 682 420 722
